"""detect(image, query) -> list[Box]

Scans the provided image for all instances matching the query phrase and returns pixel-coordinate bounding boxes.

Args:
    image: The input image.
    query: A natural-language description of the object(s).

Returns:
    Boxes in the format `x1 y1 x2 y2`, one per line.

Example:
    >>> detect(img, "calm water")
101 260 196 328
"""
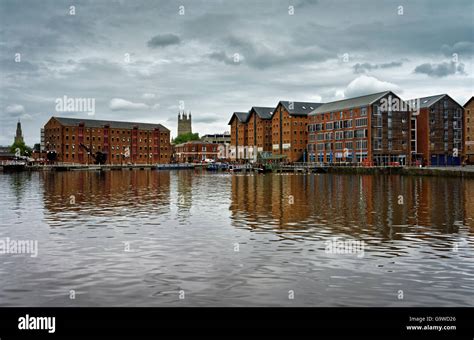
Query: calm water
0 170 473 307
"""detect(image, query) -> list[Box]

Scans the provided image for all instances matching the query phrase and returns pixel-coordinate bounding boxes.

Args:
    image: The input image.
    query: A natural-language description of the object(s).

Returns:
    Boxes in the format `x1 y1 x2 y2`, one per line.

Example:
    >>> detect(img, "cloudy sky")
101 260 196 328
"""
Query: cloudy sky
0 0 473 146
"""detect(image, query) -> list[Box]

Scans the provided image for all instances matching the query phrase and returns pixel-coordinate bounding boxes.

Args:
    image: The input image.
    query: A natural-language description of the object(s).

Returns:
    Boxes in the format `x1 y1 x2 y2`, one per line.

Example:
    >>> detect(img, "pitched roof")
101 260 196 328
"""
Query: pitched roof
251 106 274 119
52 116 169 131
309 91 392 115
279 101 324 116
228 112 249 125
409 94 447 109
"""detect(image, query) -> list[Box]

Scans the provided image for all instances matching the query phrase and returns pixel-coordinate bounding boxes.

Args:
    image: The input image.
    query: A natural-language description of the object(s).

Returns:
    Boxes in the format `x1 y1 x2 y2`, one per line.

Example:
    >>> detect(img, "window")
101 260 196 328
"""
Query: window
360 107 367 116
374 140 382 150
355 118 368 127
356 140 368 149
355 129 367 138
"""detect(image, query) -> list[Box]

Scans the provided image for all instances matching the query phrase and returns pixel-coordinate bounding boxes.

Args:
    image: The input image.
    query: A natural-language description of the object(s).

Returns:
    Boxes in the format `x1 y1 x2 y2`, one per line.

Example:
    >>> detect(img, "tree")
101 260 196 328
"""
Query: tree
10 141 32 157
173 132 200 144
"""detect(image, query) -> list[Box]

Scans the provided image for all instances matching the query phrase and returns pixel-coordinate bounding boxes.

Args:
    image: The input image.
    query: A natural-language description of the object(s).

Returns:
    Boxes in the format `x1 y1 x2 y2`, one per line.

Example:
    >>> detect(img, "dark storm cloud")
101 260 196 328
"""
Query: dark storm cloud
0 0 472 145
414 62 467 77
147 34 181 48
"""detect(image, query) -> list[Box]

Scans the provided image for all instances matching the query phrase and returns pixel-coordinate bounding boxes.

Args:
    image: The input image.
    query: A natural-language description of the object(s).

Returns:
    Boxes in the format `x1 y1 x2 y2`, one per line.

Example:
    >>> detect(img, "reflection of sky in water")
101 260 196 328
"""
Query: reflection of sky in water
0 170 473 307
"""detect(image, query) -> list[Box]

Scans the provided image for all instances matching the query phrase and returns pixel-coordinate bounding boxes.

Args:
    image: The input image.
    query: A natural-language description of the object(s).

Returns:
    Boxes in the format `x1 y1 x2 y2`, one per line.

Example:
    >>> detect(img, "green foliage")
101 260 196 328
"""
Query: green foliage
10 141 32 156
173 132 200 144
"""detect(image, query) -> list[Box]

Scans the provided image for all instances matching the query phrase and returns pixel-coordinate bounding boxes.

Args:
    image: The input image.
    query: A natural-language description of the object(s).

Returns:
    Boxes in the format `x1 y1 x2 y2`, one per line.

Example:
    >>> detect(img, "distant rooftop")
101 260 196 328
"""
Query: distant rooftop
228 112 250 125
251 107 274 119
51 117 169 132
408 94 446 108
309 91 392 115
202 133 230 137
279 101 324 116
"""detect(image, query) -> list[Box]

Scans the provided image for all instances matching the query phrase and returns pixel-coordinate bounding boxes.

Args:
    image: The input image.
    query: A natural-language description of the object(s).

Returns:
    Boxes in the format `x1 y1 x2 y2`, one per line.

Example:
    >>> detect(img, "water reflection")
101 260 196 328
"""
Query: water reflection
230 174 472 240
0 170 473 307
41 170 171 218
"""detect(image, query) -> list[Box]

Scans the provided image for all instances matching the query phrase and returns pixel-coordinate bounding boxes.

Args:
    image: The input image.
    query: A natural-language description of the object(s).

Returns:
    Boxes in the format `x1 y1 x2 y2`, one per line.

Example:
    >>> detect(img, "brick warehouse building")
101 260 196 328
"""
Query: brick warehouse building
409 94 464 166
174 141 218 162
228 111 250 161
247 106 274 161
272 101 324 162
43 117 171 164
464 97 474 164
308 91 412 165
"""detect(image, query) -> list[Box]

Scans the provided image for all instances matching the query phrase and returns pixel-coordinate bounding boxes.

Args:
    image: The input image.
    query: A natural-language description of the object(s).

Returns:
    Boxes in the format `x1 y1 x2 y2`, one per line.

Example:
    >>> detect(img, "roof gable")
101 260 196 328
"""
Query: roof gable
410 94 446 108
251 106 274 120
409 94 463 109
228 112 249 125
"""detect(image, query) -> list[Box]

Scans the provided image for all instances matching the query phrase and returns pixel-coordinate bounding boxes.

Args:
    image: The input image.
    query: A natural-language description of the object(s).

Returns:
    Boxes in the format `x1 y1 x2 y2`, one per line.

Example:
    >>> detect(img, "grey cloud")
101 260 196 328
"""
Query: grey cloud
353 61 403 74
5 104 25 115
208 51 240 65
224 35 332 69
414 61 466 77
441 41 474 58
147 34 181 48
192 115 222 124
0 0 472 146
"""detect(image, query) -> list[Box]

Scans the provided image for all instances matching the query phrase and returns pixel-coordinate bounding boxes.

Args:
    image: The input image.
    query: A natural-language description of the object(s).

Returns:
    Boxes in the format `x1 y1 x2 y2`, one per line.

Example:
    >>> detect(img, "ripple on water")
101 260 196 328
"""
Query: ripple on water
0 171 473 306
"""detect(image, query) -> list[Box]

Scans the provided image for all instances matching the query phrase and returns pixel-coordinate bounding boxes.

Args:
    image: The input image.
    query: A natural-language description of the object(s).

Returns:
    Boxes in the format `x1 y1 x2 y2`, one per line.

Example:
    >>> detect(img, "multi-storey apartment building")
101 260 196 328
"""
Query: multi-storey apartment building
308 91 412 165
464 97 474 164
228 111 250 161
174 141 218 162
272 101 323 162
43 117 171 164
246 106 274 161
410 94 464 166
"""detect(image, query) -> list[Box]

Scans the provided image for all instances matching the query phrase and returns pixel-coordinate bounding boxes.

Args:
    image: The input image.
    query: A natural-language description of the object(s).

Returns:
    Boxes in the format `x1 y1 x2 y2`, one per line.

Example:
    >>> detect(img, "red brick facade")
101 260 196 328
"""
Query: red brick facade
43 117 171 164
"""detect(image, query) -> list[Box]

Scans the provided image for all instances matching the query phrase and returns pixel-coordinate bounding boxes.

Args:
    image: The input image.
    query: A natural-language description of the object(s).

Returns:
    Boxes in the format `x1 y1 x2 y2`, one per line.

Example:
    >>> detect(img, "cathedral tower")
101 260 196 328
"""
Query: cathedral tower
14 119 24 144
177 111 192 136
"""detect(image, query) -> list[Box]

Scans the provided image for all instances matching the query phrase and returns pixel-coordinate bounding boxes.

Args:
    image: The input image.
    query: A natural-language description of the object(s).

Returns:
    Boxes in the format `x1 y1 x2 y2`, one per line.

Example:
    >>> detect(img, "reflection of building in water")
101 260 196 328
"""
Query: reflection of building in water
176 170 194 215
464 179 474 229
41 170 171 215
230 173 469 241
